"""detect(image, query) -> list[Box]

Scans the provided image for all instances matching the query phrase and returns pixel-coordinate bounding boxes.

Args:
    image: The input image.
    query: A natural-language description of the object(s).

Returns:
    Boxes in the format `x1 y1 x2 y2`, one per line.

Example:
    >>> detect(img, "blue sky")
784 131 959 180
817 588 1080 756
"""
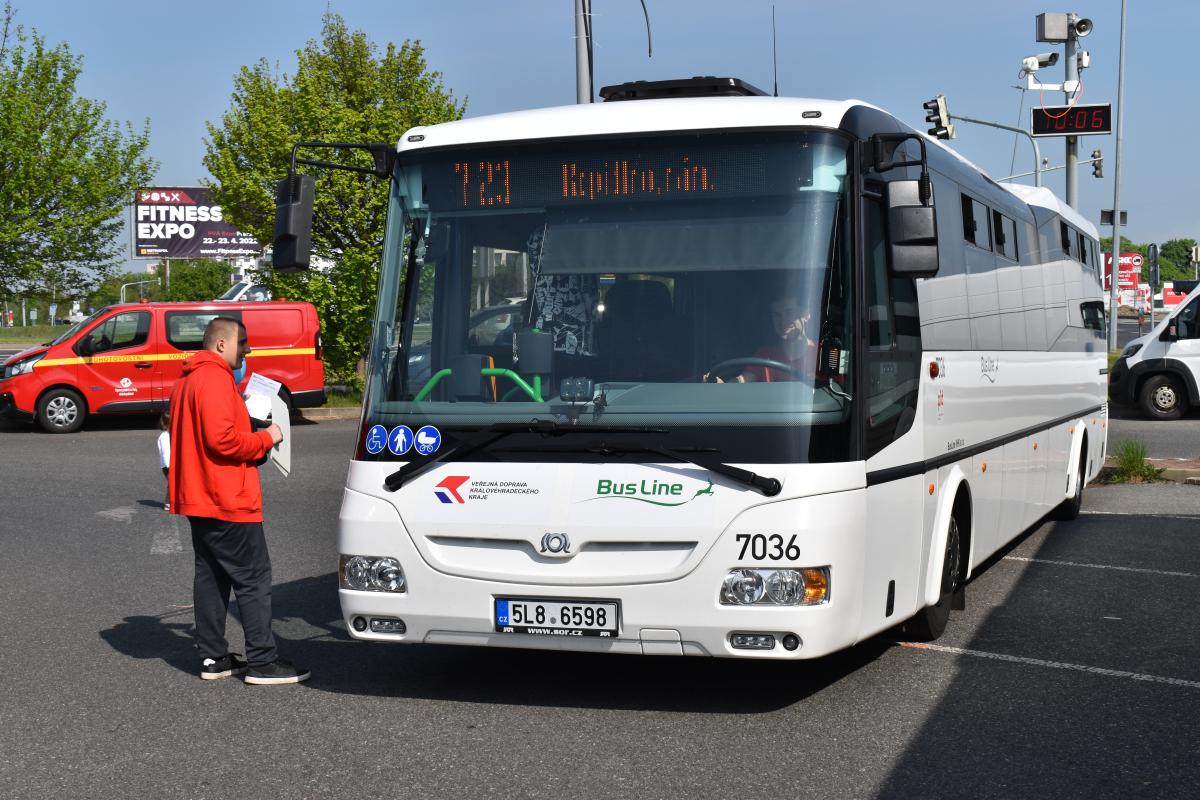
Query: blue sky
16 0 1197 269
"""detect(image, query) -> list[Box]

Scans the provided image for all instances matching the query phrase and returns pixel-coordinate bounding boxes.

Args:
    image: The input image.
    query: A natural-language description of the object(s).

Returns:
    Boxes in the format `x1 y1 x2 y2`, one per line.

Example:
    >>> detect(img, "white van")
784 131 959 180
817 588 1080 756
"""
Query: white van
216 281 271 302
1109 283 1200 419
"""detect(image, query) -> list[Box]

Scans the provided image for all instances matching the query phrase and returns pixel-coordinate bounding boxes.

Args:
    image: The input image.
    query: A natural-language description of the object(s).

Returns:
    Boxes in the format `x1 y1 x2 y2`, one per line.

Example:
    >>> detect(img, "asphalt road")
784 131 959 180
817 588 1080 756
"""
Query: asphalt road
1 417 1198 799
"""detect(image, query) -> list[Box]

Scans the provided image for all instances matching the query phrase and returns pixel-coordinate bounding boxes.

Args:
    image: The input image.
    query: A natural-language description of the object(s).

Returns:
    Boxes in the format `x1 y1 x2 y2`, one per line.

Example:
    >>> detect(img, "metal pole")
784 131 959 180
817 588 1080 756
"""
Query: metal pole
1107 0 1127 353
949 112 1041 186
1064 14 1079 208
574 0 592 104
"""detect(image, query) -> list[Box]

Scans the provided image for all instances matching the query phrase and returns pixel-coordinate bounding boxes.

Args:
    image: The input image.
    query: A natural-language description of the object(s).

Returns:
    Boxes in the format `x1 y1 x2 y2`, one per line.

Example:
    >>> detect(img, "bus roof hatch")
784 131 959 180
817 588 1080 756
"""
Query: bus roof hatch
599 76 768 102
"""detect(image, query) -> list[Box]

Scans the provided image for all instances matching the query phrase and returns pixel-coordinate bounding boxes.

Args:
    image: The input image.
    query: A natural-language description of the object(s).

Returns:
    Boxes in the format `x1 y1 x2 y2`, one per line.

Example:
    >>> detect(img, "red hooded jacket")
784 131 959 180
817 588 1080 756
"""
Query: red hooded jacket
168 351 275 522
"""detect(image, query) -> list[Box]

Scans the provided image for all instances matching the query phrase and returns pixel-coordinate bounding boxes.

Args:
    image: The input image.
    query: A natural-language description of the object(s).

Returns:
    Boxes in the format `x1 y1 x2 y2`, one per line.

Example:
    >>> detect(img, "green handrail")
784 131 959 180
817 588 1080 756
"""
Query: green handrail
412 367 542 403
413 368 452 402
482 368 542 402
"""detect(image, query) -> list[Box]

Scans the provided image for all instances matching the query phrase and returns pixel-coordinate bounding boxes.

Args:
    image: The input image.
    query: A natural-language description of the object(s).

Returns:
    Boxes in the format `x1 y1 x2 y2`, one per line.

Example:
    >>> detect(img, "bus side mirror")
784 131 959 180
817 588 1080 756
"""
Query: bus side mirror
272 174 316 272
76 335 94 357
1161 325 1178 342
886 180 939 278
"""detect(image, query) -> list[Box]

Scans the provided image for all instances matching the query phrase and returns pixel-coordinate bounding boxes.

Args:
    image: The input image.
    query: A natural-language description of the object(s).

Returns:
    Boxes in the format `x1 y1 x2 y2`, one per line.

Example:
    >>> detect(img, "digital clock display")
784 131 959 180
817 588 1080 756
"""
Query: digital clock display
1030 104 1112 137
418 133 839 212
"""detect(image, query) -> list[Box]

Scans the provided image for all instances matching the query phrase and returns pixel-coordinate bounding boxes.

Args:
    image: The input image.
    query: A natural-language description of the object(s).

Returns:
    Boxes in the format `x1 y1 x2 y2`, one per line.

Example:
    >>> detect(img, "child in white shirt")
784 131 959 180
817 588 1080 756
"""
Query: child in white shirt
157 413 171 512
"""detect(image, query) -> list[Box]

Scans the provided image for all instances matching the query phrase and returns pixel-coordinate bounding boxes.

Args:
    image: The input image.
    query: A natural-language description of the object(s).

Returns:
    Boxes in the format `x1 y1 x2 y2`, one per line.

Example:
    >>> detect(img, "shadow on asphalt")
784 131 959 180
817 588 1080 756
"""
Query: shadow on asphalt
873 510 1200 797
99 570 895 713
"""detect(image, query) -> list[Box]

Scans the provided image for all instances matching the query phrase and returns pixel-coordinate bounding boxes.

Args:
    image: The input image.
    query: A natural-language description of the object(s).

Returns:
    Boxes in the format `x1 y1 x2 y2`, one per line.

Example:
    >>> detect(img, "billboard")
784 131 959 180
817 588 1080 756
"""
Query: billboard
133 187 261 259
1103 251 1143 291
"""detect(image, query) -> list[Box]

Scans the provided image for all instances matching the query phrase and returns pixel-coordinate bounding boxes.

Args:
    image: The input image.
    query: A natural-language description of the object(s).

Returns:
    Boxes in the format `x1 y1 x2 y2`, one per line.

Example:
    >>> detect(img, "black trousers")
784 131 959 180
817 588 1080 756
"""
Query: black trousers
187 516 279 666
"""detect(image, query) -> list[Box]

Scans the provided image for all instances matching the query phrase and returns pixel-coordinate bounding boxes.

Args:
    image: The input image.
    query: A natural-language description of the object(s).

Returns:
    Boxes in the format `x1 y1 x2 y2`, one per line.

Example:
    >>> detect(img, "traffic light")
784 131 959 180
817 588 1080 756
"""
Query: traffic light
923 95 954 140
1091 149 1103 178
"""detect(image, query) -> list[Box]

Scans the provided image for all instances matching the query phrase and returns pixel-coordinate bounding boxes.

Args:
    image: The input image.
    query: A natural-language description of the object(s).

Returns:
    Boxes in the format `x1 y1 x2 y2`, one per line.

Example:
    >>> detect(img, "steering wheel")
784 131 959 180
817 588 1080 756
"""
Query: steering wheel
702 357 799 383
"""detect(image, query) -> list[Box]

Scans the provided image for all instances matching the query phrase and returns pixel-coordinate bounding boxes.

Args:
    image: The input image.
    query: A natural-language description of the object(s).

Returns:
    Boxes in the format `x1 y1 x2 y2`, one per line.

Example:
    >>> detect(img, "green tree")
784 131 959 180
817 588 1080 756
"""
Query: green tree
87 270 163 308
203 12 464 385
162 258 232 301
0 3 157 301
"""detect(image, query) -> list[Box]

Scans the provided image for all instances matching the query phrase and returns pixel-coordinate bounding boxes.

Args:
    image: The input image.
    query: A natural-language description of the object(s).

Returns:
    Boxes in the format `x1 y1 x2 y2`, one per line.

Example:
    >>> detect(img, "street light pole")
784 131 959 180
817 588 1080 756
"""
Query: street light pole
1064 14 1080 208
1107 0 1127 353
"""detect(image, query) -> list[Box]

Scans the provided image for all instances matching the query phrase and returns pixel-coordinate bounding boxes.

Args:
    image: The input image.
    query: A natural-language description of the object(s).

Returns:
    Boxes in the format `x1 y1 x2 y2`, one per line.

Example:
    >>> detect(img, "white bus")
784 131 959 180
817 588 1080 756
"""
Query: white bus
276 77 1107 658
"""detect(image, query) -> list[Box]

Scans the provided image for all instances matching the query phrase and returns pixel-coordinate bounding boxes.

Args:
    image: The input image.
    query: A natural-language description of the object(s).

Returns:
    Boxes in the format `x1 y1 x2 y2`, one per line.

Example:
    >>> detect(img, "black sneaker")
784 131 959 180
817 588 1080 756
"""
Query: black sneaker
200 653 249 681
243 657 310 685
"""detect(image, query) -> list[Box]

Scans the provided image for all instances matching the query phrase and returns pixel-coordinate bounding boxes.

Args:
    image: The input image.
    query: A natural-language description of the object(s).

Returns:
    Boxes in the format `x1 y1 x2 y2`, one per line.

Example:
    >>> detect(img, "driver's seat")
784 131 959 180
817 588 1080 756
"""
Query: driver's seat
596 280 683 382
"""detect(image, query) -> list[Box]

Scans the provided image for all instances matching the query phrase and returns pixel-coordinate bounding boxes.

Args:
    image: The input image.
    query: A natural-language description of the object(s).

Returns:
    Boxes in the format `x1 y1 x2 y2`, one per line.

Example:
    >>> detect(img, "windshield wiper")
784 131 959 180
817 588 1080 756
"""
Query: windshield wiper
382 421 667 492
509 441 782 497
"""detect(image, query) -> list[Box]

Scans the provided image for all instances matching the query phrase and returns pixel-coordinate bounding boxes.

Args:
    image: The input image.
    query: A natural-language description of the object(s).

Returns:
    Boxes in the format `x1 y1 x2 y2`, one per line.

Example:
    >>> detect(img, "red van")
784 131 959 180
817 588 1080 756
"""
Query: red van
0 300 325 433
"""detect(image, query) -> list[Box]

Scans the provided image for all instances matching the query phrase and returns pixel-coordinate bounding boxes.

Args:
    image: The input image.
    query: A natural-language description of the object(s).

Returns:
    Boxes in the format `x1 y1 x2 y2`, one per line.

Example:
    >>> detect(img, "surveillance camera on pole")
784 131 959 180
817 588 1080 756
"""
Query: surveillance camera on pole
1021 52 1059 72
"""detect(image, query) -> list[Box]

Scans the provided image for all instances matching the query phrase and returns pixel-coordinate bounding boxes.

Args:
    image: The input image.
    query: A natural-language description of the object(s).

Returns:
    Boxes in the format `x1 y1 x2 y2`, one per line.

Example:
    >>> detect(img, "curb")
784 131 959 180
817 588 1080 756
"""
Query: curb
1102 456 1200 484
297 407 360 421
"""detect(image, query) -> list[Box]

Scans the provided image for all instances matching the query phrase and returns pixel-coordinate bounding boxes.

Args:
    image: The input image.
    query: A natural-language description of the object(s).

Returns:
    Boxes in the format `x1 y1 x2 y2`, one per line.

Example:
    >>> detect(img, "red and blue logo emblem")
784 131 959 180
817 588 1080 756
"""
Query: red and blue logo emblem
434 475 470 504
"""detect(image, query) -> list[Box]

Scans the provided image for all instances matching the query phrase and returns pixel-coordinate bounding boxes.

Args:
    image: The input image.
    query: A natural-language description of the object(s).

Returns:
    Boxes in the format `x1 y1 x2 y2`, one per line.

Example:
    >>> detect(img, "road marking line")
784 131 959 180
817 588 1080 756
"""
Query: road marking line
151 514 183 554
898 642 1200 690
1080 511 1200 521
97 506 136 523
1003 556 1198 578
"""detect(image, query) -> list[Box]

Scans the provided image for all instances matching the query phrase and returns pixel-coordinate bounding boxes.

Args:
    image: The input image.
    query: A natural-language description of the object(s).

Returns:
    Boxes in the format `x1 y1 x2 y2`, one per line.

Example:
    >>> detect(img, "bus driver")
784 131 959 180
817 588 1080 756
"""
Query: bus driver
708 295 817 383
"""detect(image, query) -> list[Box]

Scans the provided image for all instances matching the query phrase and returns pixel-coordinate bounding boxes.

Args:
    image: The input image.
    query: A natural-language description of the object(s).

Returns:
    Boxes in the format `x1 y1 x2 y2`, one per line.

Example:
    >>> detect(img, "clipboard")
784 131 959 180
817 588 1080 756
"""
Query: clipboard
269 393 291 477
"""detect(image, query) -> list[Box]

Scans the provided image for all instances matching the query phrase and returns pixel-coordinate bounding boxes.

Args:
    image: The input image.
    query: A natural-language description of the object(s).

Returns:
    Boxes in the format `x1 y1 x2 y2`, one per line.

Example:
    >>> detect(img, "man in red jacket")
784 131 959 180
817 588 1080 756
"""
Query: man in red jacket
168 316 309 685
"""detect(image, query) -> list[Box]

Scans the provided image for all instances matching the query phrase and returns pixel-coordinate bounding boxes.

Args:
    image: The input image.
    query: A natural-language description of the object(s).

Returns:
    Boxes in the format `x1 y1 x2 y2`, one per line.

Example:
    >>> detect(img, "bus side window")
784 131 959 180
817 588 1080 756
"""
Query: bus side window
865 195 920 458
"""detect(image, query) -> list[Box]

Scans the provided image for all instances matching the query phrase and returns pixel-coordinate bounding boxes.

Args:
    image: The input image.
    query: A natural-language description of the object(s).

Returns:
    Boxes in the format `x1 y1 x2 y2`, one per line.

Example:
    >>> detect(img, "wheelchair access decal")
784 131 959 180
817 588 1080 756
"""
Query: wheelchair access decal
364 424 388 455
414 426 441 456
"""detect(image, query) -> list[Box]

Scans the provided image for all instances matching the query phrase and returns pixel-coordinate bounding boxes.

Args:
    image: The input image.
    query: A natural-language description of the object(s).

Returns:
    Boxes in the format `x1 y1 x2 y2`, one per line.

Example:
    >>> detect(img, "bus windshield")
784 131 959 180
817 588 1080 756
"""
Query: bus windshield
364 130 856 464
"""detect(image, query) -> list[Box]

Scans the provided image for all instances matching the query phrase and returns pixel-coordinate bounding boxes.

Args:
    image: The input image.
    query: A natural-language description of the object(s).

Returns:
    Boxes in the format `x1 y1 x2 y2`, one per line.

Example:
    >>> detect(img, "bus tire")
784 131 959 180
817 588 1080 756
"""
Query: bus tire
1138 374 1187 421
37 387 87 434
1051 445 1087 521
904 514 962 642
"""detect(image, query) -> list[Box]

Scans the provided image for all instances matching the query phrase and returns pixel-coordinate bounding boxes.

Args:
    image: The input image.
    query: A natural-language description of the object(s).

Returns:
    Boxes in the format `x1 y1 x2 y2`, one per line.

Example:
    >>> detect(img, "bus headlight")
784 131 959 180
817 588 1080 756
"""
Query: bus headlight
340 555 406 593
722 569 765 604
720 568 829 606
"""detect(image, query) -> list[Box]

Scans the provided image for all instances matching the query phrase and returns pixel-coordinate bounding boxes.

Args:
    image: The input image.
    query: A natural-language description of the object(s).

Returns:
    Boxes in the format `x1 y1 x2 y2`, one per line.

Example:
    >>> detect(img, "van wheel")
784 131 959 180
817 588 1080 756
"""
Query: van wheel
904 516 961 642
1139 374 1187 421
37 388 87 433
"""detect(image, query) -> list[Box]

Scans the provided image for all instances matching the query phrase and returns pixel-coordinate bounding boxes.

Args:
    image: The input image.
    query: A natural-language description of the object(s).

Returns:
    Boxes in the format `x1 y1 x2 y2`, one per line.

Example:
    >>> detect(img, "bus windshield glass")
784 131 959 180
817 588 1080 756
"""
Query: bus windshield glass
365 130 855 464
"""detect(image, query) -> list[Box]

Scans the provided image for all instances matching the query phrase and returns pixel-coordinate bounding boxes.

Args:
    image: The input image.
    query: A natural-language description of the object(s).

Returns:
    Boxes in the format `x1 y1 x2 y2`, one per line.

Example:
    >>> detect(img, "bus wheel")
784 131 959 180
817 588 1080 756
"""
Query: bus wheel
1051 451 1087 521
37 388 87 434
1139 374 1187 421
905 515 961 642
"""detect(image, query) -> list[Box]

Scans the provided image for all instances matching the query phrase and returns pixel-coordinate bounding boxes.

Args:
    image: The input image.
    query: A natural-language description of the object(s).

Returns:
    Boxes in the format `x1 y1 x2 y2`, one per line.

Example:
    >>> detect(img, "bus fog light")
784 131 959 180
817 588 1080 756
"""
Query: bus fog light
781 633 801 651
730 633 775 650
369 617 406 634
352 616 367 632
722 569 765 605
766 569 805 605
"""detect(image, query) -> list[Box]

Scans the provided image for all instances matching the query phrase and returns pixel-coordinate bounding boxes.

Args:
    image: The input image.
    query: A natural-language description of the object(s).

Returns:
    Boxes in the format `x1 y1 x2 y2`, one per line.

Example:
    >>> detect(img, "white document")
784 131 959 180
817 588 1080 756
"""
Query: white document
243 372 283 423
269 393 291 477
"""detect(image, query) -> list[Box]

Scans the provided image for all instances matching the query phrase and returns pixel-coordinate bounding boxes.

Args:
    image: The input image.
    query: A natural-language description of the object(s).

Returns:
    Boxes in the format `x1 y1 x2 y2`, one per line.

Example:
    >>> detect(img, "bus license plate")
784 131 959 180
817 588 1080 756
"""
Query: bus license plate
494 598 618 637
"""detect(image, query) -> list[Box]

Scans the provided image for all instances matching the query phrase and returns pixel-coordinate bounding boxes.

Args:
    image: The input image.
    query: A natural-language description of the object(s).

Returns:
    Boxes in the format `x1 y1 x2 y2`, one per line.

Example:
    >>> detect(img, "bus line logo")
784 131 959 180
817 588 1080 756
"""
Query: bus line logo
435 475 470 504
585 478 715 507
